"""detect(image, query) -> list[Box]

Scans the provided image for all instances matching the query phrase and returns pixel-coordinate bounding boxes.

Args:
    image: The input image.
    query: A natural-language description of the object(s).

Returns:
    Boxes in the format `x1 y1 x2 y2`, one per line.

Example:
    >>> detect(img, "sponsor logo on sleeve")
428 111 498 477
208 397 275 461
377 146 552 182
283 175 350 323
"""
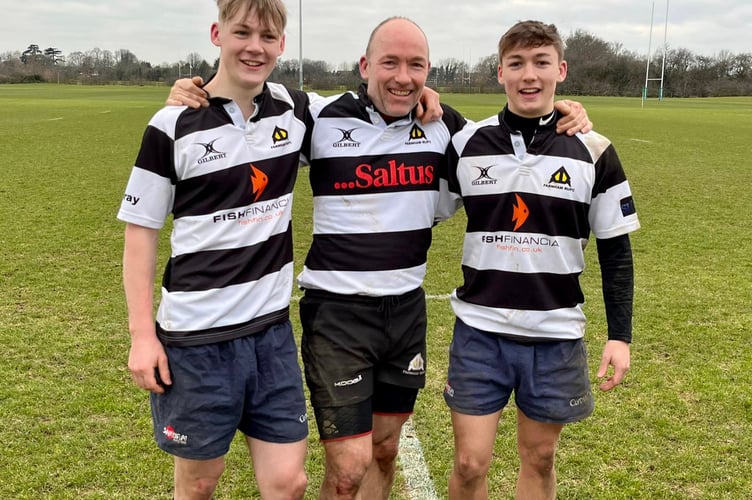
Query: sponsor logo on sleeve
620 196 636 216
122 194 140 206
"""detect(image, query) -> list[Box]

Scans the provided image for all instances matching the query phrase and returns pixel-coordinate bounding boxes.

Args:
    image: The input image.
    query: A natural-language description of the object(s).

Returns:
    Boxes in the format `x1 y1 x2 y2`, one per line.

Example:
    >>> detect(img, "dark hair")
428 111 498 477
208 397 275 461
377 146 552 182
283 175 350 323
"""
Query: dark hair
498 20 564 63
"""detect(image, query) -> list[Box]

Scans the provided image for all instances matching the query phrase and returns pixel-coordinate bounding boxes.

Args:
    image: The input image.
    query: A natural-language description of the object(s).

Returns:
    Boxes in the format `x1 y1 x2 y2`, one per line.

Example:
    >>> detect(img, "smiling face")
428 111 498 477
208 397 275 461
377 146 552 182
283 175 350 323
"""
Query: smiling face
359 18 431 118
497 43 567 118
210 6 285 94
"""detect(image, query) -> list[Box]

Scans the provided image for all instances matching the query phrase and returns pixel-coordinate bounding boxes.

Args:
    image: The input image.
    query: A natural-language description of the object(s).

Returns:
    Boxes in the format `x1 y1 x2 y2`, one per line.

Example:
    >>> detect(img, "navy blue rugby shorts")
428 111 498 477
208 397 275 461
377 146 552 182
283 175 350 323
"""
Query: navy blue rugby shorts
150 321 308 460
443 318 594 424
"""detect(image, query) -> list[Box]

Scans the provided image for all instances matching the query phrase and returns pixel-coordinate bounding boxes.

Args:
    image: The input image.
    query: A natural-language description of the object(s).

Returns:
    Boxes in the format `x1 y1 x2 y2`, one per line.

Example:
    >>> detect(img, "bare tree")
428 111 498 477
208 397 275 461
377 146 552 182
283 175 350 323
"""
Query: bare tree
186 52 205 77
472 54 500 92
115 49 138 66
0 50 21 63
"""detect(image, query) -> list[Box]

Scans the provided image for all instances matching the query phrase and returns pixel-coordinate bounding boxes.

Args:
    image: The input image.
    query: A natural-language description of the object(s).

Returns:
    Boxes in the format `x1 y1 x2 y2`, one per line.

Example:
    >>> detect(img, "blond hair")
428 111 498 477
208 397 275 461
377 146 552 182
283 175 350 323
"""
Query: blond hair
215 0 287 35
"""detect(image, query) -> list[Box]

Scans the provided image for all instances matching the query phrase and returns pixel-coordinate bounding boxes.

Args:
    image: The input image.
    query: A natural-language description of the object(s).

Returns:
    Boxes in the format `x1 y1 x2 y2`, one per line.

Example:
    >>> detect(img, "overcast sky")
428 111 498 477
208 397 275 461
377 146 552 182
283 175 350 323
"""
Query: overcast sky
3 1 750 68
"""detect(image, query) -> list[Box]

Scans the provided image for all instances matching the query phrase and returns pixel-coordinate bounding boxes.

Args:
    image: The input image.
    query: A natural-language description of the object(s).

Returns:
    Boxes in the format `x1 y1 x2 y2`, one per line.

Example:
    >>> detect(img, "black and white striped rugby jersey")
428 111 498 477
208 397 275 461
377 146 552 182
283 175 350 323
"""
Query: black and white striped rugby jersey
297 84 467 297
118 83 312 346
446 108 640 341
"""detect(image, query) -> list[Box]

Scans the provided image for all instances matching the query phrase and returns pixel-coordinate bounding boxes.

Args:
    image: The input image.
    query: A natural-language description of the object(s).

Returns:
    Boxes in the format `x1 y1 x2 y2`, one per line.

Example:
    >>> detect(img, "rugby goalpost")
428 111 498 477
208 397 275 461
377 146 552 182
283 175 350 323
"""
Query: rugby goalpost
642 0 670 107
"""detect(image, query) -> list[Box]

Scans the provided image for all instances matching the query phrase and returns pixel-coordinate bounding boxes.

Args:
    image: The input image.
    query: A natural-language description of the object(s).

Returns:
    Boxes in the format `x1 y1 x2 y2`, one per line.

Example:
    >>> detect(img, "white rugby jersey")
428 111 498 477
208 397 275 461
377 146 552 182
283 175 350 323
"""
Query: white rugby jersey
297 84 466 296
446 108 640 341
118 83 311 346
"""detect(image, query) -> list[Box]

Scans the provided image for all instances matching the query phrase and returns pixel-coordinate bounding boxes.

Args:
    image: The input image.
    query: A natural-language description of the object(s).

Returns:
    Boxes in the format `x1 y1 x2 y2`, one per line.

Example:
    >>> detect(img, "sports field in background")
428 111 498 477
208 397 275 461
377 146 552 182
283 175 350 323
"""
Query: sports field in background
1 84 750 499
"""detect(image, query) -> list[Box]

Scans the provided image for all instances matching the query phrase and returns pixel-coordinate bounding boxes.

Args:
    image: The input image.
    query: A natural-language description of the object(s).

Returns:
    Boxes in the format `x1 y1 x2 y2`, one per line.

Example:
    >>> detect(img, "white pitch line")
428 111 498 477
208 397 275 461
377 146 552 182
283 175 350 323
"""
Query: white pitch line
399 416 439 500
426 293 451 300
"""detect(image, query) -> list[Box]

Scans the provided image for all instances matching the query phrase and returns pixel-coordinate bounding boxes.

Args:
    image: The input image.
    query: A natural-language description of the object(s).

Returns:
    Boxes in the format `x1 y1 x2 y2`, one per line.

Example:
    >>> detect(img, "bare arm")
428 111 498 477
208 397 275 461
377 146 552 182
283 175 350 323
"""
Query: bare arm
553 99 592 135
123 223 171 393
166 75 209 108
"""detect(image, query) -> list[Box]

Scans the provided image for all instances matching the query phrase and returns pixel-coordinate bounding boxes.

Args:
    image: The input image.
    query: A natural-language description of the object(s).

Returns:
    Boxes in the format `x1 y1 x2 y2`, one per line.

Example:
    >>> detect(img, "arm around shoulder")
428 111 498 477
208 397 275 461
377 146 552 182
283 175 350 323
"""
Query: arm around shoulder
166 76 209 108
554 99 592 135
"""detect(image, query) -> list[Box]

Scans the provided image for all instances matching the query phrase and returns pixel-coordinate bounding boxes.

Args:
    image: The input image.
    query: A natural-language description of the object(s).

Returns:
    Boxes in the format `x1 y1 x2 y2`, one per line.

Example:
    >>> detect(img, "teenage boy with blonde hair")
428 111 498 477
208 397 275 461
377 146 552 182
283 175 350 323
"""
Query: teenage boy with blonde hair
118 1 312 498
443 20 640 499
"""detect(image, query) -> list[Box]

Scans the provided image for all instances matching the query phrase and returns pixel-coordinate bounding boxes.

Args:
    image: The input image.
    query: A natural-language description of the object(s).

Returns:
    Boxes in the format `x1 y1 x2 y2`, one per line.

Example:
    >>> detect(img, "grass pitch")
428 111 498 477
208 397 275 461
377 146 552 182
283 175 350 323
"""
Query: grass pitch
1 84 750 499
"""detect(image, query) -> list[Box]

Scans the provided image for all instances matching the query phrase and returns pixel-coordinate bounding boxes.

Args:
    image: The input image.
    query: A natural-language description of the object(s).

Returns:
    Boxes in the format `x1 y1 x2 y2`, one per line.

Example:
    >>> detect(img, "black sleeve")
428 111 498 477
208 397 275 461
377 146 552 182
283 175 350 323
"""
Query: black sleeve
440 103 468 134
596 234 634 343
442 105 466 195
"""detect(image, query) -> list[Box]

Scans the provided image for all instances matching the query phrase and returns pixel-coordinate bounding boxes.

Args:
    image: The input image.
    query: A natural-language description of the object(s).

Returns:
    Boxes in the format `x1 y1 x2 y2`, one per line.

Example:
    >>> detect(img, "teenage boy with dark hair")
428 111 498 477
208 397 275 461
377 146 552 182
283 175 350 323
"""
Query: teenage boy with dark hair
443 20 640 500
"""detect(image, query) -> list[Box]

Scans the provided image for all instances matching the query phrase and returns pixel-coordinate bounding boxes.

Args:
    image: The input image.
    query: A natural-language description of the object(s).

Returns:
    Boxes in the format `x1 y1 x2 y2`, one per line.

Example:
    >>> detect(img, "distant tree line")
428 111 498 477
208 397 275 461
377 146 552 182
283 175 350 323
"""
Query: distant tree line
2 30 751 97
0 45 216 85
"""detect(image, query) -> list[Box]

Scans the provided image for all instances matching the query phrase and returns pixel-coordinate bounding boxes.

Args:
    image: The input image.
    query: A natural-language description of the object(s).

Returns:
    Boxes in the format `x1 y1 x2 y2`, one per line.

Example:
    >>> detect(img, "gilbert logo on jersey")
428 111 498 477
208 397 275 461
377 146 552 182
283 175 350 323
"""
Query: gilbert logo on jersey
332 159 435 190
333 127 361 148
196 138 227 165
250 164 268 202
472 165 498 186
